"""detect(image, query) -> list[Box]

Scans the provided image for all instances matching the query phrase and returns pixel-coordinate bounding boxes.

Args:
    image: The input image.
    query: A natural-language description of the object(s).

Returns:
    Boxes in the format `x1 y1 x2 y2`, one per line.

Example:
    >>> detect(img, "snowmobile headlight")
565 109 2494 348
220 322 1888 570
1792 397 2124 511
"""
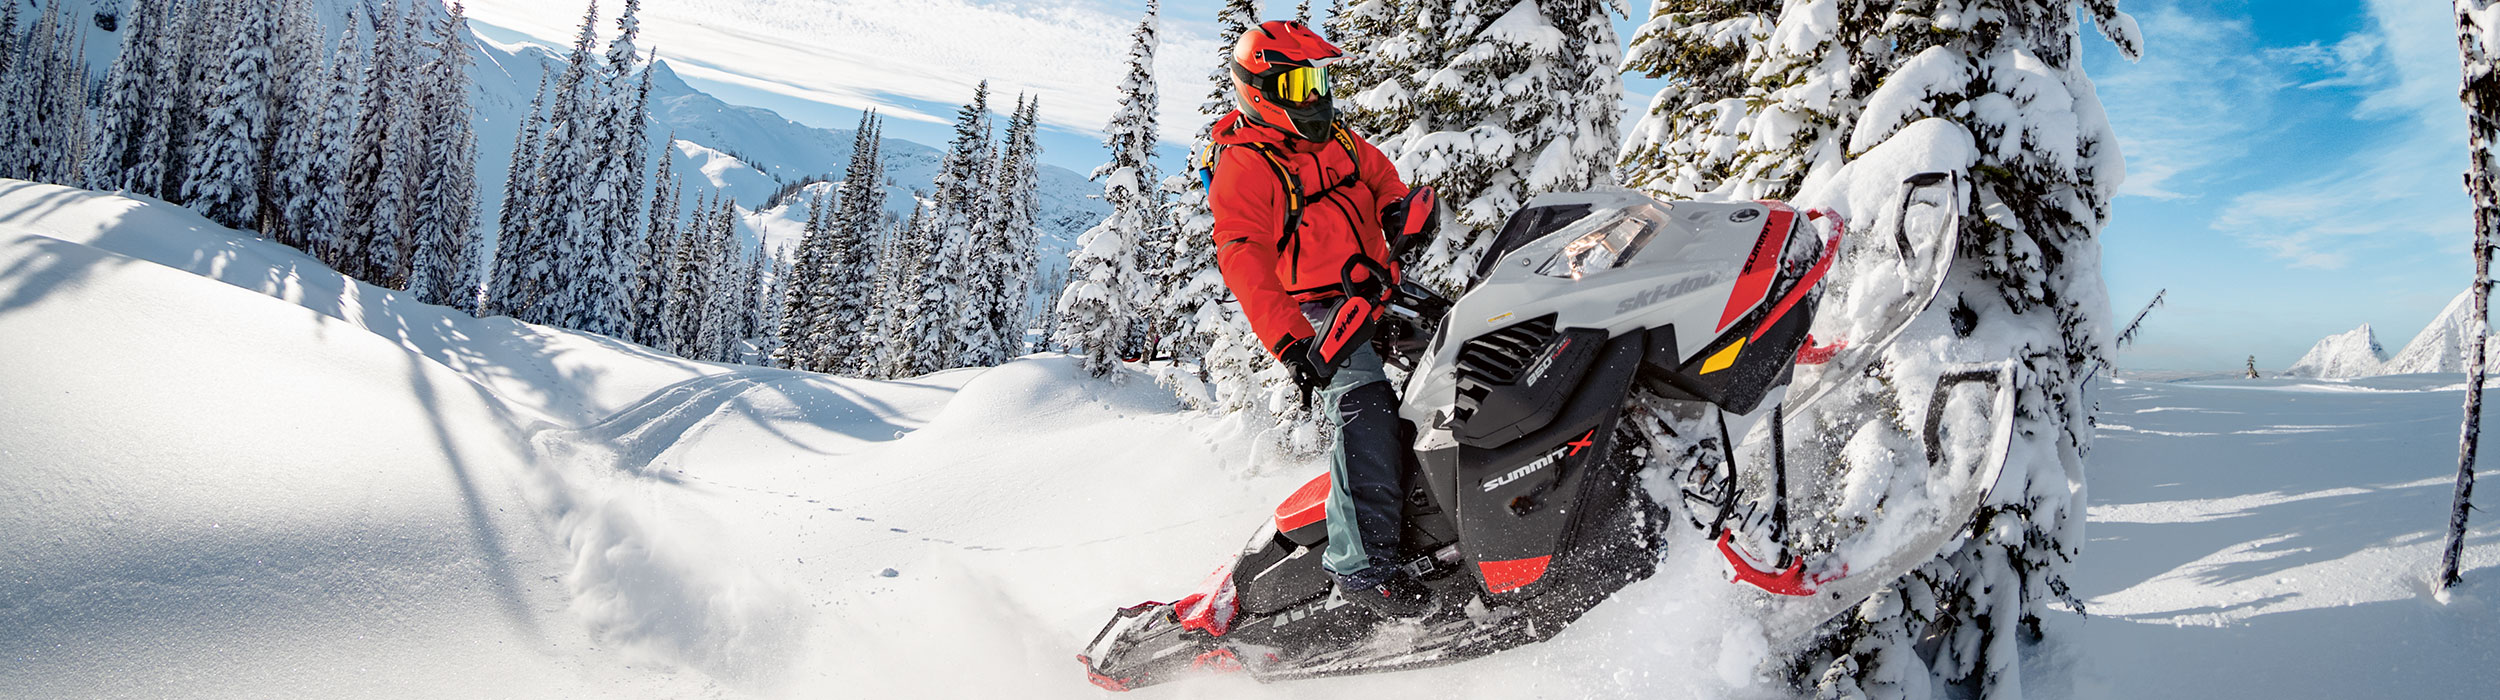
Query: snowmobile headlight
1536 215 1655 279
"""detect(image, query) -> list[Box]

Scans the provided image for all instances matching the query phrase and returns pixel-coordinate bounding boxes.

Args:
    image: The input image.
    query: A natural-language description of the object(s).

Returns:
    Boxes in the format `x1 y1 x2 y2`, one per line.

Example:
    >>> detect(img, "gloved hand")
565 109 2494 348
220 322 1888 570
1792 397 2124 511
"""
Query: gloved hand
1276 336 1330 390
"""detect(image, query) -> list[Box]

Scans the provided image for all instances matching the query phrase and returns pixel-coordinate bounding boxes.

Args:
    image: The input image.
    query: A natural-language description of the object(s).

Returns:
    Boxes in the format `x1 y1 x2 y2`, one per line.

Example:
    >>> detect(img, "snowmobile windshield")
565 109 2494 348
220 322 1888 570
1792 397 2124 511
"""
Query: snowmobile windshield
1536 213 1658 279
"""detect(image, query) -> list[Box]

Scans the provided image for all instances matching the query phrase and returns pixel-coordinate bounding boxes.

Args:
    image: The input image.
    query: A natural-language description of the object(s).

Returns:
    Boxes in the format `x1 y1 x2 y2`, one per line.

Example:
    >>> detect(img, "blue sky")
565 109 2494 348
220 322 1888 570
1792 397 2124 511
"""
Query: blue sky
466 1 2475 372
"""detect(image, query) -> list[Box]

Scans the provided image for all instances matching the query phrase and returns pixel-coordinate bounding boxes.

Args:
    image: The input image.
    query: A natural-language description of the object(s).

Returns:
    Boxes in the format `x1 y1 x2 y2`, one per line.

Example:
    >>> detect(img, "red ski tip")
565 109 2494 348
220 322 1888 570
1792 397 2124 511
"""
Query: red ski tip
1077 655 1132 692
1716 531 1846 597
1796 335 1846 365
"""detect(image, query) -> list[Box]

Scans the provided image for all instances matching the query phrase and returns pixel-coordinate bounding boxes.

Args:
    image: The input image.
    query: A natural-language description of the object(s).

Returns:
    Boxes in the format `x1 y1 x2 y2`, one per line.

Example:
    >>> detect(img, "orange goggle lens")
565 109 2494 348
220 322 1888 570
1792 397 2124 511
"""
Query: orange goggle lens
1271 66 1330 105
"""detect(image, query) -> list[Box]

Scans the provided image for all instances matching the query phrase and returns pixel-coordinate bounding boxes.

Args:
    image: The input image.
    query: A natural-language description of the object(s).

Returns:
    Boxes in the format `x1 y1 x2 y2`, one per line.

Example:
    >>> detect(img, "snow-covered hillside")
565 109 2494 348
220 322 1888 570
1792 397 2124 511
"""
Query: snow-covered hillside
2282 323 2387 378
5 179 2496 698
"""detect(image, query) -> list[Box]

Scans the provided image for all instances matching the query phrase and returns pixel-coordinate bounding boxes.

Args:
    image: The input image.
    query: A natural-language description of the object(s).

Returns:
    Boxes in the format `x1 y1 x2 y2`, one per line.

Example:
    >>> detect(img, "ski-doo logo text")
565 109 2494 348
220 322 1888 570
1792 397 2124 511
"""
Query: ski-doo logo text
1617 274 1718 314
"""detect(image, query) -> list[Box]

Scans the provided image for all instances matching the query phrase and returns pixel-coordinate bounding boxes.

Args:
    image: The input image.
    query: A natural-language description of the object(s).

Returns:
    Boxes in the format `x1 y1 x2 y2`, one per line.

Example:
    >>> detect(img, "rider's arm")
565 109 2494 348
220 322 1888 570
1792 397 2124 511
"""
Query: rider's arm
1356 136 1411 215
1210 150 1318 359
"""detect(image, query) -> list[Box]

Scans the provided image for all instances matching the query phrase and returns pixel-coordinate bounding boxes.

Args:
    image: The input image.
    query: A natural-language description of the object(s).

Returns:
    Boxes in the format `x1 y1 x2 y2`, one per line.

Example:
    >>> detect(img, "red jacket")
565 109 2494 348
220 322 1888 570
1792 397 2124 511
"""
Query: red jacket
1209 112 1409 360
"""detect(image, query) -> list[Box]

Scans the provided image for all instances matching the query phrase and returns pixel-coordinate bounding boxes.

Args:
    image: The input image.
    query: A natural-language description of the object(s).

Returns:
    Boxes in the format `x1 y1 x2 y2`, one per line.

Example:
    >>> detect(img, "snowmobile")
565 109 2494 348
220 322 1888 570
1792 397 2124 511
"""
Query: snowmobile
1078 173 2016 691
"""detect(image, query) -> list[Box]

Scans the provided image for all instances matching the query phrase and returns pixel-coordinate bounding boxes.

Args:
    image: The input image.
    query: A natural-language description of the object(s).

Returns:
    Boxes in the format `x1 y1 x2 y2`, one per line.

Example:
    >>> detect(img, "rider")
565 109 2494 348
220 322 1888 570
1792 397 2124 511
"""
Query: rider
1208 20 1432 618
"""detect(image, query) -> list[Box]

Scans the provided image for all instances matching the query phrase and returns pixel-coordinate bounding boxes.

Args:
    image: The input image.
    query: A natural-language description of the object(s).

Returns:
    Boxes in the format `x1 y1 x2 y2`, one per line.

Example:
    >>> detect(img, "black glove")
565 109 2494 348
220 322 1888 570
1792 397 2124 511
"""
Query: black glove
1277 336 1330 390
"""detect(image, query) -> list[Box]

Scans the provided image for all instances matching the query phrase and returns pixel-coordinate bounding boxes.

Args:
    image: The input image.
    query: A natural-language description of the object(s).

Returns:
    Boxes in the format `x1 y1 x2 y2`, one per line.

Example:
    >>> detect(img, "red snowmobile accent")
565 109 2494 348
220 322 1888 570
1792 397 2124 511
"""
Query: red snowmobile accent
1796 335 1845 365
1477 555 1552 594
1750 209 1844 343
1275 474 1331 533
1079 655 1133 692
1716 204 1798 332
1191 648 1246 673
1716 531 1847 597
1174 565 1241 637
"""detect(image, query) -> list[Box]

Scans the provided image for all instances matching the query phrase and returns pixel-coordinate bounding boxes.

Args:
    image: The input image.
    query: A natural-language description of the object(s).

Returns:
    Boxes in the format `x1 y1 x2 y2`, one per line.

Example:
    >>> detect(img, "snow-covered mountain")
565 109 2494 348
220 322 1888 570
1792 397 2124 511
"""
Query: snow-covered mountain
2282 323 2386 378
5 179 2494 698
2383 289 2498 375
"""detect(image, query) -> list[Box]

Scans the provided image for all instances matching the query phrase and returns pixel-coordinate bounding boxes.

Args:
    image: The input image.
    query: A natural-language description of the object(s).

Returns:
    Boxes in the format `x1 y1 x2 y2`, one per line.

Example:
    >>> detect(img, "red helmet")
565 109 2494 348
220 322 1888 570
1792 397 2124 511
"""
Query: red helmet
1230 20 1343 142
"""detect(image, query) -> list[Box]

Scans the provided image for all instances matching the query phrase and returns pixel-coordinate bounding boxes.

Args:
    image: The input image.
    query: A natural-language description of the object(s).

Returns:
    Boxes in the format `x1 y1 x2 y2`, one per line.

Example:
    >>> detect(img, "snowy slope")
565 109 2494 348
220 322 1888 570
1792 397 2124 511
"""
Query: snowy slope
7 179 2497 698
2384 289 2498 375
2055 377 2500 699
2282 323 2386 378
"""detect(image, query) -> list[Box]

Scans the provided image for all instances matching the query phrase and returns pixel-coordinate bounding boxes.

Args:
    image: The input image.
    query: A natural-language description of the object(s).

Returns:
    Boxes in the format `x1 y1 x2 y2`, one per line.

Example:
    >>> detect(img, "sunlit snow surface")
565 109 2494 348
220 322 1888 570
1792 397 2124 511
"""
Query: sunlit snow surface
2 180 2495 697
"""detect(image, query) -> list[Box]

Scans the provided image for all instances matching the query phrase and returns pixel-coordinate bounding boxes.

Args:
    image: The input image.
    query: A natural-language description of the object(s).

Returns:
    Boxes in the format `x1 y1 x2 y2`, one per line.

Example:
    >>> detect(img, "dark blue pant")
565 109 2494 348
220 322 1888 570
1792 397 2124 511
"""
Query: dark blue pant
1303 303 1406 588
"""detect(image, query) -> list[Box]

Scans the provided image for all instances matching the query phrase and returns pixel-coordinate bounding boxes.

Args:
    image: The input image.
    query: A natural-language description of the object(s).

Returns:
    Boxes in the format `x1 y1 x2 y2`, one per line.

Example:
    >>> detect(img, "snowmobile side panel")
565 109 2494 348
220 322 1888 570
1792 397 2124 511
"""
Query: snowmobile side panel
1455 330 1648 597
1457 326 1609 448
1235 536 1333 615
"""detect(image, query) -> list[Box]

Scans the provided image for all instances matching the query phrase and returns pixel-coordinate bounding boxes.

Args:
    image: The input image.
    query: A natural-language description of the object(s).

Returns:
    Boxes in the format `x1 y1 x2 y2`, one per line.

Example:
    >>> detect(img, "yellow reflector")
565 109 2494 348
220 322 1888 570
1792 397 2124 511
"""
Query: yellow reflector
1700 339 1745 375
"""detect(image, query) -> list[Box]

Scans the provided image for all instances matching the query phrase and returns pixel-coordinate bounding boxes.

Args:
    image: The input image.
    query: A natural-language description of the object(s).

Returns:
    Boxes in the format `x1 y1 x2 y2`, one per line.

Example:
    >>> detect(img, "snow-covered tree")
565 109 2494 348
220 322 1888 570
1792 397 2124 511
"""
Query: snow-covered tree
1058 5 1163 379
690 195 739 362
662 191 717 358
408 3 483 312
536 1 628 334
2444 0 2497 592
300 16 362 272
338 5 421 287
626 143 682 347
484 73 552 319
1617 1 1777 195
890 82 996 374
871 201 932 378
1355 0 1625 293
781 113 888 374
89 0 169 196
1627 2 2140 697
183 0 276 231
982 97 1045 361
1 0 91 187
263 0 333 250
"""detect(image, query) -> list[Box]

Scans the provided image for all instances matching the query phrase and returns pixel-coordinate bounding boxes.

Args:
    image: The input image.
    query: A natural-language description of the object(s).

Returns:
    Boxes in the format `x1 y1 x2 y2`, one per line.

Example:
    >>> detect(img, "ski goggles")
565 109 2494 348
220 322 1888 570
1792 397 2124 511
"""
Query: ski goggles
1265 65 1331 106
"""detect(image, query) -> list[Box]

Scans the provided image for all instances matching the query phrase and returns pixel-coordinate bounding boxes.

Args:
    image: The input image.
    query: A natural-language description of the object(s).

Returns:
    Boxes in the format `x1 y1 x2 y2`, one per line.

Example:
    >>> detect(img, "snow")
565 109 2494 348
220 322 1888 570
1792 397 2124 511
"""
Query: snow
2384 288 2497 375
2283 323 2388 378
2050 376 2500 698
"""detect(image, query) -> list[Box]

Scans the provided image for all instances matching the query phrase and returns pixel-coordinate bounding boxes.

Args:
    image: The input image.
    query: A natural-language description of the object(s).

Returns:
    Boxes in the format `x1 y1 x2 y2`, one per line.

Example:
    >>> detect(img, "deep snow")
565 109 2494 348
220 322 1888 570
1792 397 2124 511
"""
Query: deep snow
3 180 2496 698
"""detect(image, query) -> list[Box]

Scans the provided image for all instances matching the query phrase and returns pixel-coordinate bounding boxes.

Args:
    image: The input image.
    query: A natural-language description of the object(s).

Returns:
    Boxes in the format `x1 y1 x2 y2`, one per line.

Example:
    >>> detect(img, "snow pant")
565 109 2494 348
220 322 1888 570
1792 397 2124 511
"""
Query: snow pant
1303 302 1407 588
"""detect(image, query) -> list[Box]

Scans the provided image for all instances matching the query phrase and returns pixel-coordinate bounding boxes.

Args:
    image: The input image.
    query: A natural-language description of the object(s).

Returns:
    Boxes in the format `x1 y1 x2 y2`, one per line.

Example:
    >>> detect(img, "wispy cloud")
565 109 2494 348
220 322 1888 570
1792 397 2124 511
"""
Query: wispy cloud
463 0 1226 145
2211 0 2470 270
2090 2 2293 201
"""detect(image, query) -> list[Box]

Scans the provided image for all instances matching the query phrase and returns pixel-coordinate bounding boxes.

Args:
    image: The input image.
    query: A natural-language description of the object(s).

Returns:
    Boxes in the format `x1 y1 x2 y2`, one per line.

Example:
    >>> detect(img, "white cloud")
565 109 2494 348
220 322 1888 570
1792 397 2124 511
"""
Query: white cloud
2090 2 2292 201
2212 0 2470 270
461 0 1226 145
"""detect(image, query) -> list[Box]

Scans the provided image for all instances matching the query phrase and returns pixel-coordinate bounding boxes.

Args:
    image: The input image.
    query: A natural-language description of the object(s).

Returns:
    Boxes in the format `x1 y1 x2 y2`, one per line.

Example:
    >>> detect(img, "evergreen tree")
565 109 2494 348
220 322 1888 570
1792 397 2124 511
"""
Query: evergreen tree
1617 0 1777 196
1057 4 1162 379
777 187 834 367
626 142 682 347
89 0 168 195
338 5 416 285
1630 3 2140 697
696 198 743 362
265 0 333 250
534 2 618 331
588 2 655 333
409 3 483 312
303 16 363 272
184 0 276 230
982 97 1044 362
663 190 718 358
2 0 90 187
872 201 932 378
902 82 996 373
484 73 553 318
1354 0 1626 293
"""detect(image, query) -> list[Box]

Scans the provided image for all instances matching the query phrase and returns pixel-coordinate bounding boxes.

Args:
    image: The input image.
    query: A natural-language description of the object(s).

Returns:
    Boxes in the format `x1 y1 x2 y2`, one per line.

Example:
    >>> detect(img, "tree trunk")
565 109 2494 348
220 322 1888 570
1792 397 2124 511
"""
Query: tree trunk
2443 0 2498 591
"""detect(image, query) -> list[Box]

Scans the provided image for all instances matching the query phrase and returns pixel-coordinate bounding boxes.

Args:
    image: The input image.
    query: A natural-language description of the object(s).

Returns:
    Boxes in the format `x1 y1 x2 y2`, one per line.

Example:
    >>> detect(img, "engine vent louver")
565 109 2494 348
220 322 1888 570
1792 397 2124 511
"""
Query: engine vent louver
1453 315 1559 423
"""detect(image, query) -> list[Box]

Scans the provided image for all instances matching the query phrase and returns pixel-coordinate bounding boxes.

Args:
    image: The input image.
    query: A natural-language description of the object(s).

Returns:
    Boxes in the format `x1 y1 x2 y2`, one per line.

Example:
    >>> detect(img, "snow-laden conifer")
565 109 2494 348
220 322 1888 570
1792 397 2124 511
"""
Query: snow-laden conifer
1618 1 1776 196
662 190 718 358
484 73 552 319
984 97 1045 360
534 1 620 332
408 3 483 312
1057 4 1163 379
786 113 889 374
898 83 995 373
1630 2 2140 697
89 0 167 196
872 201 932 378
183 0 276 231
1 0 91 187
1361 0 1624 293
626 146 682 348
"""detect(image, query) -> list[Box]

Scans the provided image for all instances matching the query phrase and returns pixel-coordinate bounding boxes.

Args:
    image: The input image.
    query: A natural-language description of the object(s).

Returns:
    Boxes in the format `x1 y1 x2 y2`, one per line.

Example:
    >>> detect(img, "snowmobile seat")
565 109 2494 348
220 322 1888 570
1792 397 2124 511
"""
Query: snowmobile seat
1274 473 1331 546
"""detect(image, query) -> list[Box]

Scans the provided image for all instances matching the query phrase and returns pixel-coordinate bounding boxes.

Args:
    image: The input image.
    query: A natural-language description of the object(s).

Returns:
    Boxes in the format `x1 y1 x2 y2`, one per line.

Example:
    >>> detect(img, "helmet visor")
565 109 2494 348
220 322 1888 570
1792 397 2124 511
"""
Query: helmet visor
1269 65 1331 106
